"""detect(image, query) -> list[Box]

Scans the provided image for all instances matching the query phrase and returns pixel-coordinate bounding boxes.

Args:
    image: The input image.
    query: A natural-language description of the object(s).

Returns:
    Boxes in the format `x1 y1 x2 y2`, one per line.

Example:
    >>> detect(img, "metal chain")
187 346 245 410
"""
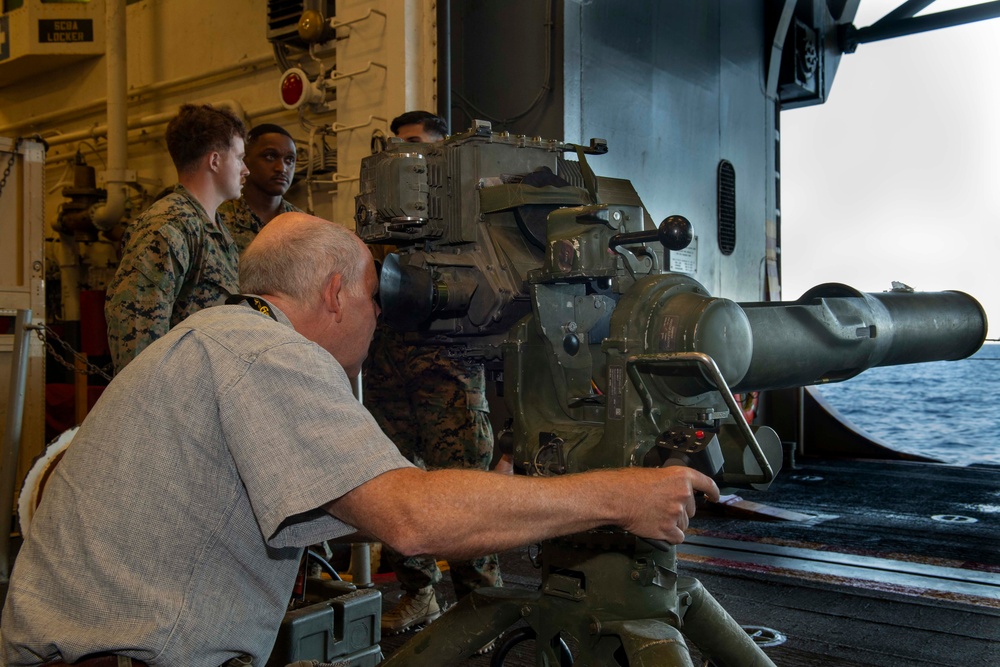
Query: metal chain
0 138 22 200
27 323 115 382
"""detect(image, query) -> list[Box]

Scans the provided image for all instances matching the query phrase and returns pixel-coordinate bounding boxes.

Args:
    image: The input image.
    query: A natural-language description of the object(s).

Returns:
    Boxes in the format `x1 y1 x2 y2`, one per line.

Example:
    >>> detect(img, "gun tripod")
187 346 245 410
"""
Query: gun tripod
381 531 776 667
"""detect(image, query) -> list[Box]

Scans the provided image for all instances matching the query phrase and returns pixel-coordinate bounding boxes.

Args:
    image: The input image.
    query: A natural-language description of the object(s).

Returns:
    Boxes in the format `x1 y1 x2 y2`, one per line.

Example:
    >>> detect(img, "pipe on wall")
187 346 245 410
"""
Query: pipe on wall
0 55 276 137
45 102 288 151
89 0 128 232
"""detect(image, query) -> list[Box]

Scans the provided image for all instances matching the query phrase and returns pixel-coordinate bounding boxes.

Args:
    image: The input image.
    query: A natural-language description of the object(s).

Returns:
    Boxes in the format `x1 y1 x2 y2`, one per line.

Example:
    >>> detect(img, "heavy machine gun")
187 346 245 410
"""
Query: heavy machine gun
355 122 987 666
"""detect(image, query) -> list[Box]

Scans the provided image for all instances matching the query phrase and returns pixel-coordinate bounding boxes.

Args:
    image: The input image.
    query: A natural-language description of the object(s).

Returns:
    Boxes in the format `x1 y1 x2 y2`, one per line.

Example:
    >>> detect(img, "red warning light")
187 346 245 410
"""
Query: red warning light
694 430 705 440
278 68 320 110
281 72 304 107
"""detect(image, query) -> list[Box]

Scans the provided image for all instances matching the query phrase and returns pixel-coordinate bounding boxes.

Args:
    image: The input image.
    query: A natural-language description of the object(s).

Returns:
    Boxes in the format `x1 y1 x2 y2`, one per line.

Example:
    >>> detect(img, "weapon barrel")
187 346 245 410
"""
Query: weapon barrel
731 284 987 393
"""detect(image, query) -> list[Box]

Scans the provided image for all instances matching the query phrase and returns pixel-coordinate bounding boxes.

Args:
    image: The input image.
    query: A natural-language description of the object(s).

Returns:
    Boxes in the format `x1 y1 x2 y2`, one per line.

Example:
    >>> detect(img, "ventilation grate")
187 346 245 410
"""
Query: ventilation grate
267 0 305 35
718 159 736 255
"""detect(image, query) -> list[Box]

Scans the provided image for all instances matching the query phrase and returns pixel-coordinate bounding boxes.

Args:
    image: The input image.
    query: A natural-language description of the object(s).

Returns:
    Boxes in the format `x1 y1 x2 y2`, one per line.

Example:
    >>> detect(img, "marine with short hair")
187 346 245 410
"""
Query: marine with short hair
390 109 449 142
217 122 302 255
104 103 248 373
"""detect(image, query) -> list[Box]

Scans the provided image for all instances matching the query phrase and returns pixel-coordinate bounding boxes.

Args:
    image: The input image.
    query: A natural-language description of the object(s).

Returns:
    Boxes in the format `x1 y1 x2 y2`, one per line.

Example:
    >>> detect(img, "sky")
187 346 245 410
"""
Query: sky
780 1 1000 339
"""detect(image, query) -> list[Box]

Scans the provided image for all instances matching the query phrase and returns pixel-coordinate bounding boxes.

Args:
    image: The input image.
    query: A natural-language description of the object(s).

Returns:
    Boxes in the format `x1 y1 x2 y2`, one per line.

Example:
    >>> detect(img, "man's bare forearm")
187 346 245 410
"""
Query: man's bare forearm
327 466 719 560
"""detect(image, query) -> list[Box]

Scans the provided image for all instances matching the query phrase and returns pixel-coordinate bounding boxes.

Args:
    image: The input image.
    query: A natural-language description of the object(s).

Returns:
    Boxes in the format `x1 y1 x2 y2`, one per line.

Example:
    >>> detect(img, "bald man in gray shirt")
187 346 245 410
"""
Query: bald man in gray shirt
1 213 718 667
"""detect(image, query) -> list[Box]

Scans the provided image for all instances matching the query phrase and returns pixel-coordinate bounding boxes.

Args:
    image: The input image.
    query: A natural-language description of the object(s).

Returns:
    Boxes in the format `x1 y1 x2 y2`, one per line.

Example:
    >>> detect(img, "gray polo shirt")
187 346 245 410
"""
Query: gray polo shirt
1 302 412 666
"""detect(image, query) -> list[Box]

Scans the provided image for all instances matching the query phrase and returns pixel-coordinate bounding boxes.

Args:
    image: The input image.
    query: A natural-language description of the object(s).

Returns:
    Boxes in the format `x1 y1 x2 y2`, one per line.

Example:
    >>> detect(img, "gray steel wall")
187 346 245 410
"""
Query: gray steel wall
449 0 777 302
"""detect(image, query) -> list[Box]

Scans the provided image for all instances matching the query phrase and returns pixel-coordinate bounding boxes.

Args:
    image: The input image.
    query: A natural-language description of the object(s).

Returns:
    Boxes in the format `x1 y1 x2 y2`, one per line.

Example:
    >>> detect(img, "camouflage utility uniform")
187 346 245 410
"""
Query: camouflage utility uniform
105 184 239 373
363 326 502 598
217 196 301 256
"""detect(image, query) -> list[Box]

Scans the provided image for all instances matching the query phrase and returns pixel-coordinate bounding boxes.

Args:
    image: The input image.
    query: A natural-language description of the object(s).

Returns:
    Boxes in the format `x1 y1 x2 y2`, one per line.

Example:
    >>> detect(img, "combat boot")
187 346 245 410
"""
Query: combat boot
380 585 442 634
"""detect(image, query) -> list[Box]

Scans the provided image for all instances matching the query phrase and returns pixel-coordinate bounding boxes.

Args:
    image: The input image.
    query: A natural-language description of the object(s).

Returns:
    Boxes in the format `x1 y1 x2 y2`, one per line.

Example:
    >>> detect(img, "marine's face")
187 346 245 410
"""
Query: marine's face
221 135 249 201
244 133 297 197
395 123 444 143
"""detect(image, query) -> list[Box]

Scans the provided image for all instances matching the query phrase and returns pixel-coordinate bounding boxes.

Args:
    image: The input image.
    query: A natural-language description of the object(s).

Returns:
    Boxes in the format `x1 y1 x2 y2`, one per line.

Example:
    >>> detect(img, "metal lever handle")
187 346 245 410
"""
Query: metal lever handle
625 351 775 486
609 214 693 252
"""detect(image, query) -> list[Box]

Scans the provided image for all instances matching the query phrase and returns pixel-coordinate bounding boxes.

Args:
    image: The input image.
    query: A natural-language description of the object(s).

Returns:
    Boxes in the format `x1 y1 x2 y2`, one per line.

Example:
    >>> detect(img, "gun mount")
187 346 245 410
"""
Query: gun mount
358 122 988 666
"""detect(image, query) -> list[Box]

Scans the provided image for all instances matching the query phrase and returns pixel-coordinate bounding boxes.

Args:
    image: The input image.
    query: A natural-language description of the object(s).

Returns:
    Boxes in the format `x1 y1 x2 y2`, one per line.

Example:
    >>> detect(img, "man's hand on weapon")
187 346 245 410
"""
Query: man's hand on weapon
619 467 720 545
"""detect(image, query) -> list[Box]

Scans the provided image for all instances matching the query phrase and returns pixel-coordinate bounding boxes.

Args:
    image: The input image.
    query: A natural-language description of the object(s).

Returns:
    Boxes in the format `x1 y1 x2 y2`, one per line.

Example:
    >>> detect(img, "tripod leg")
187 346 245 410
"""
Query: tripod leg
678 577 776 667
597 619 695 667
381 587 537 667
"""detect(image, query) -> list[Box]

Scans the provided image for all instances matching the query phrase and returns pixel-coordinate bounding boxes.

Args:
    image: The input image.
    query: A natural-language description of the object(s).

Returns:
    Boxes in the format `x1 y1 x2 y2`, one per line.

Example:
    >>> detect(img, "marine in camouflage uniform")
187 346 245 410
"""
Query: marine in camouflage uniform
363 325 502 600
105 184 240 373
217 195 301 256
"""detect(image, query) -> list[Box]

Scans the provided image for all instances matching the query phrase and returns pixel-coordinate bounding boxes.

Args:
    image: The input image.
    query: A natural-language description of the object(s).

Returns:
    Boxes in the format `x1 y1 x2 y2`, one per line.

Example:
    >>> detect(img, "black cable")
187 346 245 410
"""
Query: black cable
306 549 342 581
491 627 573 666
452 0 554 129
272 42 293 72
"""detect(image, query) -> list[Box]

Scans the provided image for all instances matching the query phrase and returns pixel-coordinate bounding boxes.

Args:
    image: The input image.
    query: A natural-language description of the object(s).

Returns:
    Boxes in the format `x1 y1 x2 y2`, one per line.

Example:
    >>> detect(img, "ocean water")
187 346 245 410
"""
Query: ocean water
814 342 1000 466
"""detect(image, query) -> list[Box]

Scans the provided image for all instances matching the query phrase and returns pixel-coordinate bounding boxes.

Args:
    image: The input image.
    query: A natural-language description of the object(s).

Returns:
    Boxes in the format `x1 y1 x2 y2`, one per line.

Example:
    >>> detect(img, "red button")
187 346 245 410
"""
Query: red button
694 430 705 440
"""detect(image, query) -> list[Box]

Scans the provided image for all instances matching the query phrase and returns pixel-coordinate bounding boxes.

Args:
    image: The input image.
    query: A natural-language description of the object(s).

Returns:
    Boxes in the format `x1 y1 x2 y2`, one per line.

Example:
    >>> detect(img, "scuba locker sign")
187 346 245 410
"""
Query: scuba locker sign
38 19 94 43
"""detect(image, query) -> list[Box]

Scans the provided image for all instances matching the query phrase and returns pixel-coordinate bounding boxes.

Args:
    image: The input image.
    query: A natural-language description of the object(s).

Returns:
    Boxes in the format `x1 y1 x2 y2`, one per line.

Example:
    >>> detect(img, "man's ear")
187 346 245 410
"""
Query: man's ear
207 150 222 173
324 273 345 322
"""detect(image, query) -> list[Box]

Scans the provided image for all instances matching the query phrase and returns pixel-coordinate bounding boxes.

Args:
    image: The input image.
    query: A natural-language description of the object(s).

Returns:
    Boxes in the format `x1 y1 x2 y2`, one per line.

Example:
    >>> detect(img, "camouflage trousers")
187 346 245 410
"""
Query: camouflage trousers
363 327 502 598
